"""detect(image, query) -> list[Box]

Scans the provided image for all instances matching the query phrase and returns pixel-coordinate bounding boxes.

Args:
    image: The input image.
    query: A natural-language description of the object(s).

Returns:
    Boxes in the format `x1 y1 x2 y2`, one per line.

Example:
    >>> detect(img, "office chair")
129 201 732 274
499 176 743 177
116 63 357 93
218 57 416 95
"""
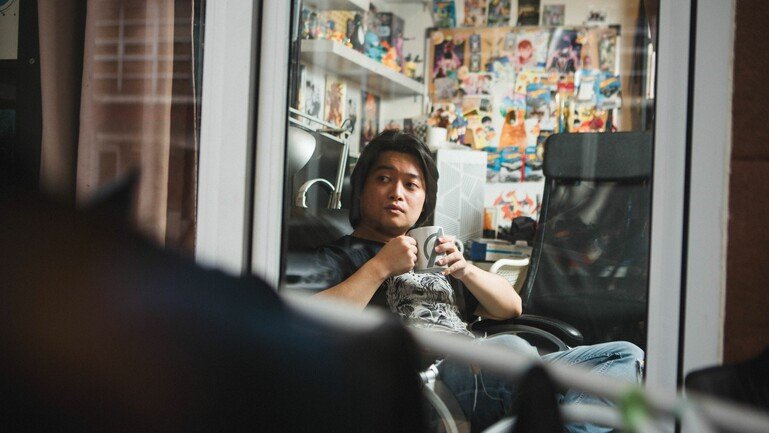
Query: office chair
473 131 653 351
685 347 769 412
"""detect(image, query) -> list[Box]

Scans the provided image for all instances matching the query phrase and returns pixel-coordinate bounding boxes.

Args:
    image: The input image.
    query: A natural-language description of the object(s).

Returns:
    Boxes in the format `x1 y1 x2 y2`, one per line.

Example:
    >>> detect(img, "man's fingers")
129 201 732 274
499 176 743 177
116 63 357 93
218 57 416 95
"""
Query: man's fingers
435 241 456 254
439 251 464 267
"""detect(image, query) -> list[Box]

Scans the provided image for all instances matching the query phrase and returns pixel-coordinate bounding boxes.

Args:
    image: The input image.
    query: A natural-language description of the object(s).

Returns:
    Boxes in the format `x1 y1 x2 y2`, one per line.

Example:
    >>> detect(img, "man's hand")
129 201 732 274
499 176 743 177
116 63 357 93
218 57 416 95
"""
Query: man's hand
435 235 470 279
371 235 418 278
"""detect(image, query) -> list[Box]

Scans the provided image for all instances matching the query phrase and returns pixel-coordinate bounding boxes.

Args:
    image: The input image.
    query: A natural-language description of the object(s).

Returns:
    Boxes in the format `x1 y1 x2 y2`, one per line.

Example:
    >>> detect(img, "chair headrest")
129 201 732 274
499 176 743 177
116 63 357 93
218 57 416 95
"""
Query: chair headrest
544 132 653 180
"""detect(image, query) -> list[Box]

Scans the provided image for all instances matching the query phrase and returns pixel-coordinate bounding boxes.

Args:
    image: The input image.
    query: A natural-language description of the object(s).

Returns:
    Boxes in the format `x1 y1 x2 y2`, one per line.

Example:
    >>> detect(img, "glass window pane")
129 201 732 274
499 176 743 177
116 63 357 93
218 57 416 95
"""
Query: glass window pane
76 0 205 255
279 3 657 428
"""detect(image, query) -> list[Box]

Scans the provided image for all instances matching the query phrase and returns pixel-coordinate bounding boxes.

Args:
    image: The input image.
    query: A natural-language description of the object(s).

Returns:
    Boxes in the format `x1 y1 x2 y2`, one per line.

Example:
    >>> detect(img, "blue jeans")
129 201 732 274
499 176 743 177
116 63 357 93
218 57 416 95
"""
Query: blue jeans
438 334 644 433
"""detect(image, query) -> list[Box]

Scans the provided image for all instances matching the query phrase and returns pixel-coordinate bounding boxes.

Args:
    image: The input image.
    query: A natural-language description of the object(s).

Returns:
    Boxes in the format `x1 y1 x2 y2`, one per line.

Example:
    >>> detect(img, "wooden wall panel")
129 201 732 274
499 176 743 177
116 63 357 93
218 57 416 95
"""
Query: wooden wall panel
724 0 769 362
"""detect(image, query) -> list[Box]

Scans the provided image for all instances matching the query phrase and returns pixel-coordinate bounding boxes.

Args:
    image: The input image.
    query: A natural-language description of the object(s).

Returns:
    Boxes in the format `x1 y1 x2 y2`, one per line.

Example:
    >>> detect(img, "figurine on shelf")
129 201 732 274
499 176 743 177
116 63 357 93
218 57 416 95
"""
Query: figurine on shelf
301 7 312 39
412 55 424 82
347 13 365 52
309 12 323 40
394 31 405 68
381 42 401 73
364 31 386 62
404 54 417 78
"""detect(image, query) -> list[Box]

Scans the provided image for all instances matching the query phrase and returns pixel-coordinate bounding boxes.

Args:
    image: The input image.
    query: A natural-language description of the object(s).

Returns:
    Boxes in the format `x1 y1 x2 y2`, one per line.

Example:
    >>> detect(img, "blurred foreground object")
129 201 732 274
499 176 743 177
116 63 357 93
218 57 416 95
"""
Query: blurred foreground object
0 187 424 432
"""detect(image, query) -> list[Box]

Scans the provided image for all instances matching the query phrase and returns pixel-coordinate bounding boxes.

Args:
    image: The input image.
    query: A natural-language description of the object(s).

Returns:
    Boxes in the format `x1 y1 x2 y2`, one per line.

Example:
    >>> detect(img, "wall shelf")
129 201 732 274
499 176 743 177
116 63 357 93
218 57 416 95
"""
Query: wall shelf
300 39 424 98
302 0 368 12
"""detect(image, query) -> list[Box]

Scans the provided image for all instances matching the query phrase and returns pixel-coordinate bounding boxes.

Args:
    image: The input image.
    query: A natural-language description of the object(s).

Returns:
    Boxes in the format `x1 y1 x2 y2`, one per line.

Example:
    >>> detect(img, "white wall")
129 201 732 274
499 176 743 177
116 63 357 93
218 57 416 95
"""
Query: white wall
373 1 433 122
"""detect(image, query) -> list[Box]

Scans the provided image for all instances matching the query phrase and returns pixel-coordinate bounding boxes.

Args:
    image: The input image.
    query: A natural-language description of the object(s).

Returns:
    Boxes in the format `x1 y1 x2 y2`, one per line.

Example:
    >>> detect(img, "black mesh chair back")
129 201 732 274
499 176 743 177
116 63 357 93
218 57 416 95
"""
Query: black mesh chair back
519 131 653 348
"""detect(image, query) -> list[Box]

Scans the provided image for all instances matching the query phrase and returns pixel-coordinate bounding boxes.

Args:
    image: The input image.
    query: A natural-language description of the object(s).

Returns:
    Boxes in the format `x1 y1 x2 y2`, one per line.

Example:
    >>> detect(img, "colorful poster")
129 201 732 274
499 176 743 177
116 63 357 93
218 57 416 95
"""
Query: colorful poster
428 24 621 183
546 28 583 74
597 28 618 73
514 28 551 71
516 0 540 26
324 78 346 127
433 36 466 80
463 0 488 27
461 72 494 96
484 182 543 222
487 0 511 27
345 86 361 154
432 0 456 28
360 91 380 148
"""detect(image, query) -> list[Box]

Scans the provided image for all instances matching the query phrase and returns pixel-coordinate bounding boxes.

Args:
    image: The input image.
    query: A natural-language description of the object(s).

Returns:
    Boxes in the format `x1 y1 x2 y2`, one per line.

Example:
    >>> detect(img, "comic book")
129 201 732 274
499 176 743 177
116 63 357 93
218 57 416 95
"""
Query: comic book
463 0 488 27
487 0 512 27
595 71 622 109
324 77 346 127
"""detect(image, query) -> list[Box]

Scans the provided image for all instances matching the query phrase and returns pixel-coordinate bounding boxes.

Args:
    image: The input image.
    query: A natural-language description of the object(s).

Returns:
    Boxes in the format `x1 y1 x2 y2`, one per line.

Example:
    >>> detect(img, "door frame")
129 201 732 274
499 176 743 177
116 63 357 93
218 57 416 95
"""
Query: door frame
194 0 734 405
195 0 261 275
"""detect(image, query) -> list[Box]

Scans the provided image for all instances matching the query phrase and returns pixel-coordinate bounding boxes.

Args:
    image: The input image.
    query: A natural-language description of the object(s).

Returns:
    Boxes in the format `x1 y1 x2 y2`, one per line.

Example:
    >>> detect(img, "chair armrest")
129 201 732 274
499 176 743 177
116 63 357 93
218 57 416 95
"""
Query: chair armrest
470 314 584 348
489 257 530 273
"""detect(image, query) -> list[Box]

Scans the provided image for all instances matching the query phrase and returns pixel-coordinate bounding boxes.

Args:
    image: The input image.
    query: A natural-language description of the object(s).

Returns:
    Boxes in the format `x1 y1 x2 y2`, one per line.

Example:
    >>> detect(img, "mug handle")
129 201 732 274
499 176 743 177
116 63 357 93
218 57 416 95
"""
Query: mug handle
453 239 464 254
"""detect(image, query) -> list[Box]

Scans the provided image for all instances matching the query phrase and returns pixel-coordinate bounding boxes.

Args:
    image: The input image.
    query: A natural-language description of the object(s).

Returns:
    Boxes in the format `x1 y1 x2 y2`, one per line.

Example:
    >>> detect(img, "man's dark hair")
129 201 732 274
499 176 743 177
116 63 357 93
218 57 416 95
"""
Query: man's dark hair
349 130 438 229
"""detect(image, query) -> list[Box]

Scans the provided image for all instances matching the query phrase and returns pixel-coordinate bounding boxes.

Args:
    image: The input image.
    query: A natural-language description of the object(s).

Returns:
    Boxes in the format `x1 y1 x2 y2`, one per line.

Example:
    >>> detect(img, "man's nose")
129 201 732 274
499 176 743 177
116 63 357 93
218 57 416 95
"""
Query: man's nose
388 182 405 199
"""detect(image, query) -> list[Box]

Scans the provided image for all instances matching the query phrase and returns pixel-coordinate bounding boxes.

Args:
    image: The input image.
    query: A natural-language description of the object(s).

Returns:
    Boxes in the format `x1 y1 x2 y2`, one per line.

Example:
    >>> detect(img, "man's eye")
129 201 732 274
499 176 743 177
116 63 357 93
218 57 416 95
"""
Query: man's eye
378 176 390 182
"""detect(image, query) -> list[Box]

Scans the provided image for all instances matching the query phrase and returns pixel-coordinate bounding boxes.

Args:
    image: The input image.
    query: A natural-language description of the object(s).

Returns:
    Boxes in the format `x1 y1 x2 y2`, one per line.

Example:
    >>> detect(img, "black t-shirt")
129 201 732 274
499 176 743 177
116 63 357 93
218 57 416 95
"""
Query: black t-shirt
316 235 480 337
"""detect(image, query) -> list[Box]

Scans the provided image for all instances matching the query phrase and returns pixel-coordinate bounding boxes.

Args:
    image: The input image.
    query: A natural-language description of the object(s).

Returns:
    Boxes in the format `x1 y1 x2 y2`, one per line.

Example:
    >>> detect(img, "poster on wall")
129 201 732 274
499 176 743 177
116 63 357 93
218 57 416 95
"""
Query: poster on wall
516 0 540 26
324 78 347 127
546 28 583 73
302 67 325 121
542 5 565 26
345 86 361 153
484 181 543 226
487 0 512 27
433 34 466 80
463 0 488 27
427 25 620 182
360 91 380 148
514 28 551 71
432 0 457 28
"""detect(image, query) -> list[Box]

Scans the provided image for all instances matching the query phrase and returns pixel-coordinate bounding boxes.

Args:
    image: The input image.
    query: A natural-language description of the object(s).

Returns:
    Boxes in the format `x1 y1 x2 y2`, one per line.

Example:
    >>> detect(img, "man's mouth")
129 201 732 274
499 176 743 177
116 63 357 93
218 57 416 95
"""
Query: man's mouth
385 204 405 213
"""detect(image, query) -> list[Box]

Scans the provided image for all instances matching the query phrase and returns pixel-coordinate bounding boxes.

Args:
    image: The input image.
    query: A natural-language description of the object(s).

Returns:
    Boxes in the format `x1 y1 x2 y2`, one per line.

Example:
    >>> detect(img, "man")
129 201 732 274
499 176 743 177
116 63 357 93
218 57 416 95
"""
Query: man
315 130 643 432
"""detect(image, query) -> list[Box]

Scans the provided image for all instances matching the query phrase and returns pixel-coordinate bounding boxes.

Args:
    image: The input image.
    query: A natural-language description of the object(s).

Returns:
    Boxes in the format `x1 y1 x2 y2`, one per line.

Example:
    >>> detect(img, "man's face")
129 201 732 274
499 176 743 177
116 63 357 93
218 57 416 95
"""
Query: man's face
358 151 427 238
